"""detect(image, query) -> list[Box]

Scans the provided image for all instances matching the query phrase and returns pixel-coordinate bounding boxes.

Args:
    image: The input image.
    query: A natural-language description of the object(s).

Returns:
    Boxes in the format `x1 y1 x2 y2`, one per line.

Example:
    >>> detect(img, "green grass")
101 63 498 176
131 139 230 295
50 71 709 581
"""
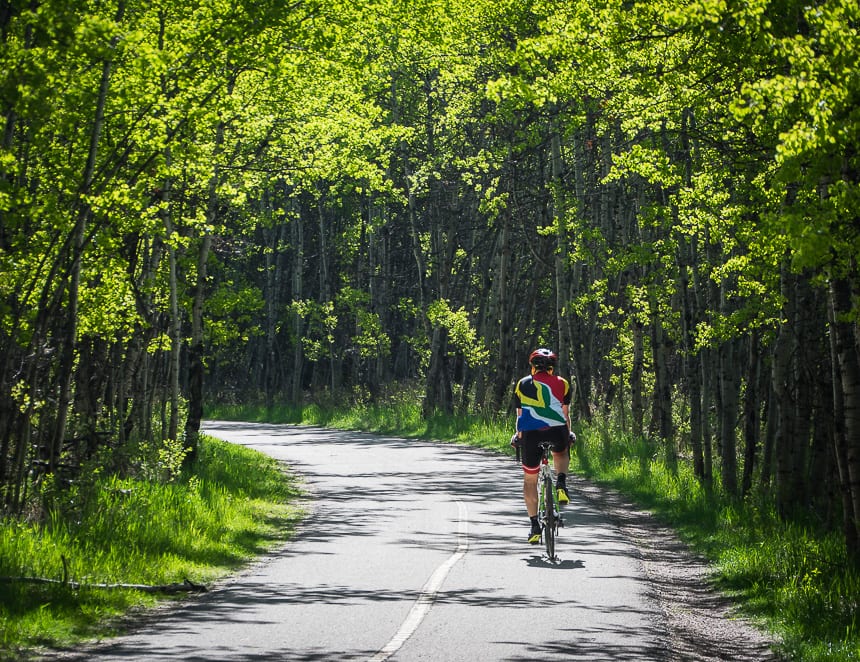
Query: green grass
209 396 508 451
0 436 304 660
207 398 860 662
571 426 858 661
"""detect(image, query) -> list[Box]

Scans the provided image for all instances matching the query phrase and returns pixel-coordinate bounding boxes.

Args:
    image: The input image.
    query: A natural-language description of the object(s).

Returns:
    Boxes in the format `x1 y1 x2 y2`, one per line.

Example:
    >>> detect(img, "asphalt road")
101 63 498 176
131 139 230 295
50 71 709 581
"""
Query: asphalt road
71 421 669 661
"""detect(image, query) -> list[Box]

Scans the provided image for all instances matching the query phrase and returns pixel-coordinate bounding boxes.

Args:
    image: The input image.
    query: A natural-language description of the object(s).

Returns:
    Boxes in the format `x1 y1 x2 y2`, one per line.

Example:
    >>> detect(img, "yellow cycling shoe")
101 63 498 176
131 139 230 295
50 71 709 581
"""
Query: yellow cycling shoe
557 486 570 505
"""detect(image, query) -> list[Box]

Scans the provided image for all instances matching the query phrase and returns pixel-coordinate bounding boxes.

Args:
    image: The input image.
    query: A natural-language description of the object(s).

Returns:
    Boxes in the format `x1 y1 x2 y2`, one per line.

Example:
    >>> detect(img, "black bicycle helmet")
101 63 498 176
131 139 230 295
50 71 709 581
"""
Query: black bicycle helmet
529 348 557 371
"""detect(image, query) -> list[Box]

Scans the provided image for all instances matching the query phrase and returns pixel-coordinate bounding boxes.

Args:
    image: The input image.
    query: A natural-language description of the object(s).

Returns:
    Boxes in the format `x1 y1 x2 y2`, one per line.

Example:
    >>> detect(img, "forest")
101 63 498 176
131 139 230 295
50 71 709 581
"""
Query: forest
0 0 859 567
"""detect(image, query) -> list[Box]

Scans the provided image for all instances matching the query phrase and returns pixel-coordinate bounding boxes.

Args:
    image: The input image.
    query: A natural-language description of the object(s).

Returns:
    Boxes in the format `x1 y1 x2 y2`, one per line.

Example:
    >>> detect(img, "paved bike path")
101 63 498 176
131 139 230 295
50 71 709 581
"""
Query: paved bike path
70 421 667 661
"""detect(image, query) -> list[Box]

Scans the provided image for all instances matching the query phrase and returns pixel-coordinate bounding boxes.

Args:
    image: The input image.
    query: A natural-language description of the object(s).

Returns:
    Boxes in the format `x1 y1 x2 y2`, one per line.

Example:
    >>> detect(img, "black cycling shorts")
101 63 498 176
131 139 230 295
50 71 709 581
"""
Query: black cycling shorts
519 426 570 474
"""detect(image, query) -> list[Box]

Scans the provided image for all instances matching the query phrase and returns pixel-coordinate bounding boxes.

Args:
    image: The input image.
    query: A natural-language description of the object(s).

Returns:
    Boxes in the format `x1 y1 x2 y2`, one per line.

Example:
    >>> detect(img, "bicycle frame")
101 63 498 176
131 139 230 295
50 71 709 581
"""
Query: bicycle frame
536 442 563 560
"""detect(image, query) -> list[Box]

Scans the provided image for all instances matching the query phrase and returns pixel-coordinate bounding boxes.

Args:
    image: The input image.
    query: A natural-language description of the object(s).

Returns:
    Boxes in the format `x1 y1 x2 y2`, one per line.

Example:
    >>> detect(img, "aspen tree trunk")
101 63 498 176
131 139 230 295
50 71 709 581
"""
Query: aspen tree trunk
425 74 454 417
162 148 181 443
316 198 337 393
425 190 454 416
677 109 705 481
184 190 214 458
263 191 286 407
773 267 817 516
406 178 429 352
688 350 706 480
718 335 739 497
392 72 433 412
651 124 674 466
0 2 26 500
551 131 578 409
356 200 368 391
695 236 716 484
550 128 570 372
792 274 815 499
651 307 675 470
263 193 276 407
50 2 123 470
184 229 211 459
774 263 798 517
761 382 777 489
631 319 645 440
368 197 387 387
290 199 305 403
679 250 705 480
11 399 34 510
184 125 225 458
185 61 239 451
741 332 761 496
698 352 715 485
0 72 15 497
493 209 512 410
154 11 180 443
135 234 163 447
568 122 594 421
829 277 860 565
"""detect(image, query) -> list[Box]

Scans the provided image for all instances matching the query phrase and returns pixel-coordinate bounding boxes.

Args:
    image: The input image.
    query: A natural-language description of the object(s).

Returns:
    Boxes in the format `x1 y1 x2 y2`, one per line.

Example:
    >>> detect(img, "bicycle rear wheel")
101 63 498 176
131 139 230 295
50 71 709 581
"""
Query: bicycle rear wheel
542 473 556 559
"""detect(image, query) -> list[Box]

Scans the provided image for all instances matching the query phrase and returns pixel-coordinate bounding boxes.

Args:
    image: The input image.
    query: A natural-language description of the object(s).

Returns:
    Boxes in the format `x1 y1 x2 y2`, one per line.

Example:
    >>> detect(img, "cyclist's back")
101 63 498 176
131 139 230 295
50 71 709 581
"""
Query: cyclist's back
511 348 574 543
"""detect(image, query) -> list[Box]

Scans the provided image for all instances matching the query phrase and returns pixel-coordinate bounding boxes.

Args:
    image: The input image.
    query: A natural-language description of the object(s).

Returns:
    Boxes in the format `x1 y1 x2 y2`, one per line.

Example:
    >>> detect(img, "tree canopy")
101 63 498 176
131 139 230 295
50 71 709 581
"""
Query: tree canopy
1 0 859 562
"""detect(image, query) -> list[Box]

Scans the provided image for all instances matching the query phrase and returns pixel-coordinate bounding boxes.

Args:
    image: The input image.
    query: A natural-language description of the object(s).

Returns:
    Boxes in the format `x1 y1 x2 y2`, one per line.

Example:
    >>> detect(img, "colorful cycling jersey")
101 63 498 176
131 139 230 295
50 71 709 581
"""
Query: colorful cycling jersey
513 371 571 432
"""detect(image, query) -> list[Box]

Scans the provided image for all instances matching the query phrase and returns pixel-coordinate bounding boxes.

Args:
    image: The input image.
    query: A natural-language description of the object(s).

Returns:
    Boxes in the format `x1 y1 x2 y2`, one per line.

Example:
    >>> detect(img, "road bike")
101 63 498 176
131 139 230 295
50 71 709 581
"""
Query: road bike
512 436 565 561
536 441 563 561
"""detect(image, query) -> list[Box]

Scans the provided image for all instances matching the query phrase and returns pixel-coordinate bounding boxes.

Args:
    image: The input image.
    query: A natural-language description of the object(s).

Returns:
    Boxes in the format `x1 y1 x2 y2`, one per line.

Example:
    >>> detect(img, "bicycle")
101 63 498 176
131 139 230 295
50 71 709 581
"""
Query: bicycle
536 441 563 561
512 436 565 561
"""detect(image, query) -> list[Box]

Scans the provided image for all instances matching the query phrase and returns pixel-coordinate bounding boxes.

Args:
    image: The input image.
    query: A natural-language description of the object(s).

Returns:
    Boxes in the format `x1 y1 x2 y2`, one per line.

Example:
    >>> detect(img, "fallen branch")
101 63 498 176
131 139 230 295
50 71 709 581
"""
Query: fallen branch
0 576 207 593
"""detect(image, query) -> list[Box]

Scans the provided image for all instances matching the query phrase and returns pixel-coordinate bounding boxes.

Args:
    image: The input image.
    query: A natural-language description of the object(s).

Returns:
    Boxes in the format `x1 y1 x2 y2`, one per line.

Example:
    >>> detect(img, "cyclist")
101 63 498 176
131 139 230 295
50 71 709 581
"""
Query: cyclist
512 348 575 544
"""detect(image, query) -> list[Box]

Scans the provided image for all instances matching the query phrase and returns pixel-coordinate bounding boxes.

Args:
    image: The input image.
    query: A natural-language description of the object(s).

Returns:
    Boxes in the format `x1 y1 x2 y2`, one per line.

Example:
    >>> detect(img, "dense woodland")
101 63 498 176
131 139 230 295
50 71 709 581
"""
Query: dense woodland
1 0 858 562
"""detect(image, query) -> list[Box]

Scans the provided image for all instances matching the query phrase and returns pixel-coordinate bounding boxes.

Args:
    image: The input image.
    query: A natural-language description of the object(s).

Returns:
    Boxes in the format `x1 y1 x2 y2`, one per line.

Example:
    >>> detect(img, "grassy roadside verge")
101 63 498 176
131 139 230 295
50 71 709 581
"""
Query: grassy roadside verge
0 436 304 660
208 400 859 662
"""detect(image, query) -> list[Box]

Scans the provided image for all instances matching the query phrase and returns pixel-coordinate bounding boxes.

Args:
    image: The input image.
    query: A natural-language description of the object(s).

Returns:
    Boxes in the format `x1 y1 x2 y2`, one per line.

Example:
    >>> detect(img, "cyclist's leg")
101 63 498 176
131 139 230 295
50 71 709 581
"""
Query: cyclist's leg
549 426 570 474
523 469 539 517
552 447 569 475
524 470 541 543
548 426 571 504
520 432 543 543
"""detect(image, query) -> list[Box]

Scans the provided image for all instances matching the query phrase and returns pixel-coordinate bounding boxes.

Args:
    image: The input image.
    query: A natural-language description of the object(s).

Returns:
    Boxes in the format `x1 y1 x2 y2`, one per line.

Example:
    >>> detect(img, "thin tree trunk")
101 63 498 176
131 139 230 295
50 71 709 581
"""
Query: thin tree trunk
184 63 236 452
290 198 305 403
741 332 761 496
719 336 739 498
184 203 213 458
263 190 286 408
651 308 675 471
761 381 777 490
631 319 645 440
162 148 181 442
50 2 123 470
829 277 860 565
774 263 798 517
550 128 571 371
679 245 705 480
493 209 512 410
316 198 336 394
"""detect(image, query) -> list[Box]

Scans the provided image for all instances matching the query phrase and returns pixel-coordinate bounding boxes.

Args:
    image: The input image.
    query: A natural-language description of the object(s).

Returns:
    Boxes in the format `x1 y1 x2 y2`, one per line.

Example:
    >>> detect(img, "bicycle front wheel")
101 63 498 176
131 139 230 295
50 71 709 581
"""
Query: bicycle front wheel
543 473 556 559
